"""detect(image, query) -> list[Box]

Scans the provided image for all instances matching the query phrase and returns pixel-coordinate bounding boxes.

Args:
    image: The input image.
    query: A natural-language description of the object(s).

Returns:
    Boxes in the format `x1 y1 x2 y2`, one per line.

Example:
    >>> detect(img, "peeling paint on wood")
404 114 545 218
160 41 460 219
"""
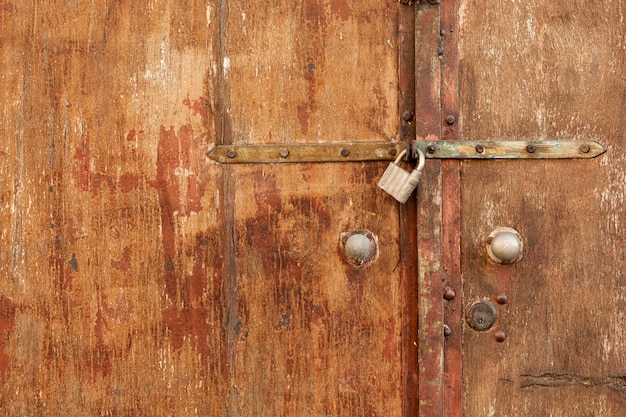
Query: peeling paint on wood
459 0 626 415
0 1 413 415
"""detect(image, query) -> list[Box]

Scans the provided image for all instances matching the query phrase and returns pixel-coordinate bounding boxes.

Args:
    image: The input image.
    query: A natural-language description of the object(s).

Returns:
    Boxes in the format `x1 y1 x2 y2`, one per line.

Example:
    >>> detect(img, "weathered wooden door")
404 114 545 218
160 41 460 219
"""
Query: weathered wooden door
1 1 420 416
416 0 626 416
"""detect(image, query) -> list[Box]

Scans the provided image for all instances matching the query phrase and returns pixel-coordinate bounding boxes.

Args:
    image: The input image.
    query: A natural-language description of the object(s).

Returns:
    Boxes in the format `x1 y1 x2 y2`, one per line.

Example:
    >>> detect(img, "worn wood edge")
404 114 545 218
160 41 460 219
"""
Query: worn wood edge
414 140 607 159
440 0 462 414
415 1 445 415
207 142 408 163
398 3 419 416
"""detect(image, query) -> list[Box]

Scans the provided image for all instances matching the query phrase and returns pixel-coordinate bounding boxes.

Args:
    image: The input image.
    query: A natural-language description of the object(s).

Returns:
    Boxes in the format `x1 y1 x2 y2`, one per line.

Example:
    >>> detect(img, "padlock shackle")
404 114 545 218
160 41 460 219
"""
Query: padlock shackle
394 149 409 165
415 148 425 173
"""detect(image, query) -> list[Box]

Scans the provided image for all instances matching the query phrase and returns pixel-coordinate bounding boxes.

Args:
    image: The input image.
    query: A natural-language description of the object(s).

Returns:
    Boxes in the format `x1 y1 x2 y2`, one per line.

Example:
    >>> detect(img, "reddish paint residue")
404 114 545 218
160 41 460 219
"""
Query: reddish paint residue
305 0 352 23
0 2 16 13
297 103 310 135
151 111 213 365
182 95 209 127
111 246 132 272
329 0 352 20
126 128 137 141
72 132 142 195
0 296 17 382
72 133 92 192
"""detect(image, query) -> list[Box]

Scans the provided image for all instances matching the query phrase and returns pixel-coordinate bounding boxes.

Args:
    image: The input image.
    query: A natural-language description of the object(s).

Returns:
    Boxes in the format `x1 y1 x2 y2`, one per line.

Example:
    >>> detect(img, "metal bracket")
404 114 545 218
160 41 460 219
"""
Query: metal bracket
413 140 606 159
207 142 407 164
207 140 605 164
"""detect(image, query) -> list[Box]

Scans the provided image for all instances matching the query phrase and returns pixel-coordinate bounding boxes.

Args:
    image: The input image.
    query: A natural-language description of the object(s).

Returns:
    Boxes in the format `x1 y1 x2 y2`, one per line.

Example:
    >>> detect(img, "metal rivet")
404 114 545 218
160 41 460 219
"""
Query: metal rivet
475 144 485 154
402 111 414 122
446 115 456 125
495 294 508 305
427 144 437 154
226 149 237 158
389 148 397 156
280 148 289 158
494 330 507 343
340 149 350 157
443 286 456 301
580 144 591 153
526 144 537 154
444 325 452 337
486 228 523 264
466 301 497 331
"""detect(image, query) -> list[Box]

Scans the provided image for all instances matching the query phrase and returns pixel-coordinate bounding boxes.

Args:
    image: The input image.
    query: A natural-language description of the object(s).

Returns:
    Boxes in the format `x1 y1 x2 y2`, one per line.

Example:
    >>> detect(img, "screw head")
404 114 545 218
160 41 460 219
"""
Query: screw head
494 330 507 343
475 144 485 154
226 149 237 158
426 144 437 154
526 144 537 154
446 114 456 125
280 148 289 158
580 144 591 153
402 111 414 122
340 149 350 157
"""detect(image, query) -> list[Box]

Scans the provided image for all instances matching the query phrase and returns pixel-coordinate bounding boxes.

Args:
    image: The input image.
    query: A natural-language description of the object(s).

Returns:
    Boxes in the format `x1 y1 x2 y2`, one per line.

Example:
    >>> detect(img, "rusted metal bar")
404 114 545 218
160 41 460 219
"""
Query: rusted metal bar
207 142 408 164
414 140 606 159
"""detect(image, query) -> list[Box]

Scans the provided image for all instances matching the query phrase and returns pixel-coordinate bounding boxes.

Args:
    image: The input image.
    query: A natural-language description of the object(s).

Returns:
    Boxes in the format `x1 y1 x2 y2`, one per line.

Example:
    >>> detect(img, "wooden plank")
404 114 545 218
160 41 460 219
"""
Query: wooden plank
0 2 226 415
415 2 444 416
221 1 410 415
458 0 625 415
398 3 419 415
440 0 462 415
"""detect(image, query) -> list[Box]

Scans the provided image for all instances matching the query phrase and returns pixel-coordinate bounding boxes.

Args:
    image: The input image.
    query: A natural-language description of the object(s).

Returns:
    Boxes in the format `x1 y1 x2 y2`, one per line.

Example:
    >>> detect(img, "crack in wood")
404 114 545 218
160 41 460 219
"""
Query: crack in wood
520 373 626 392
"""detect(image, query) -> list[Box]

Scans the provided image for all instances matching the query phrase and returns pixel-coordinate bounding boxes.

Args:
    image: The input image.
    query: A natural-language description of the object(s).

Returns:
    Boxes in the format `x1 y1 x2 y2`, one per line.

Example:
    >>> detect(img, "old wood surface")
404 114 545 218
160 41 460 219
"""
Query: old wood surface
458 0 626 415
1 1 417 416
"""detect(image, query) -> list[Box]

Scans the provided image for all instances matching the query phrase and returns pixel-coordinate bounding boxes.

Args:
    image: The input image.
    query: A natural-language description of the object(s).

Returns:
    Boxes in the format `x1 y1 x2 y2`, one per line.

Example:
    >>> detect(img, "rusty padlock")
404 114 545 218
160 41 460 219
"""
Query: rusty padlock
377 147 426 204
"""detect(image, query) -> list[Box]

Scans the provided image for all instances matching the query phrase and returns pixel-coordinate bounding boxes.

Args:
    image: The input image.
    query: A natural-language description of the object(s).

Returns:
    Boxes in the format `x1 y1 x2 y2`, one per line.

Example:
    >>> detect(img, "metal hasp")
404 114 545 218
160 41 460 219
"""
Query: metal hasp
414 140 606 159
207 140 606 164
207 142 407 164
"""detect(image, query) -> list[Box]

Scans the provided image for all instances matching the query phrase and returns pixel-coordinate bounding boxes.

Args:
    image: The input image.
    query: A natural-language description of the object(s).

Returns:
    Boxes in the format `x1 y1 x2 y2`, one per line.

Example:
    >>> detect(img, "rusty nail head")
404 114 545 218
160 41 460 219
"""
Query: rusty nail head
443 286 456 301
475 144 485 154
227 149 237 158
280 148 289 158
495 330 507 343
402 111 414 122
446 115 456 125
526 144 537 154
580 144 591 153
340 149 350 157
444 325 452 337
389 148 397 156
495 294 508 305
427 144 437 154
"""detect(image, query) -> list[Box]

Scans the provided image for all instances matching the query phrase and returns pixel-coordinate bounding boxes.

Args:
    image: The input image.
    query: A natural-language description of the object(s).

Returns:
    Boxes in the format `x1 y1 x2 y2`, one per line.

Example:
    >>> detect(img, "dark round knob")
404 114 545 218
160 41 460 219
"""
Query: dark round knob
466 301 497 331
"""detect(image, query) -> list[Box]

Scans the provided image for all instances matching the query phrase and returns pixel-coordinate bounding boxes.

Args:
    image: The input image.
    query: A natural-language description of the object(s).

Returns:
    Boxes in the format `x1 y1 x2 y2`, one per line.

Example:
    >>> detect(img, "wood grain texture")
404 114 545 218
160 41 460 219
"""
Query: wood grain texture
458 0 626 415
1 1 414 416
222 1 409 415
1 1 224 415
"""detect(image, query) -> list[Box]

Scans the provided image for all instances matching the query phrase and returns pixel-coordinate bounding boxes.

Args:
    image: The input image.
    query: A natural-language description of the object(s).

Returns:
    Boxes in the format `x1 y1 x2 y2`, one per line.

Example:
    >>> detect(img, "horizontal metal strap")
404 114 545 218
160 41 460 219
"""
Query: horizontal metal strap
207 142 407 164
413 140 606 159
207 140 606 164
